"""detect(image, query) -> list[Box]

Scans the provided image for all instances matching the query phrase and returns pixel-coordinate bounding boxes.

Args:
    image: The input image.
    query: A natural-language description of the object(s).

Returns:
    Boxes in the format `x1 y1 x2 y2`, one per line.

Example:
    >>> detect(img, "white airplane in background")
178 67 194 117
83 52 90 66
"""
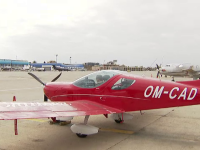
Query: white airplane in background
156 63 200 80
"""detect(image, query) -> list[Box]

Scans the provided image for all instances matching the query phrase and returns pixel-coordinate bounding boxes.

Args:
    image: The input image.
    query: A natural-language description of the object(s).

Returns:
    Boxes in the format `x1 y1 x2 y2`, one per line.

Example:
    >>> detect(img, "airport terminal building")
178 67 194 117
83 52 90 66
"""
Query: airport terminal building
0 59 148 71
0 59 84 71
0 59 29 70
31 63 84 71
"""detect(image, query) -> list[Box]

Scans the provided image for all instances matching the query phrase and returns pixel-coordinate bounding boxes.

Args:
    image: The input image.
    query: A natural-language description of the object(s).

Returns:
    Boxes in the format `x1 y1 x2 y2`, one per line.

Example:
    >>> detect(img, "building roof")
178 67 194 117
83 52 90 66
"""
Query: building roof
31 63 84 68
0 59 29 65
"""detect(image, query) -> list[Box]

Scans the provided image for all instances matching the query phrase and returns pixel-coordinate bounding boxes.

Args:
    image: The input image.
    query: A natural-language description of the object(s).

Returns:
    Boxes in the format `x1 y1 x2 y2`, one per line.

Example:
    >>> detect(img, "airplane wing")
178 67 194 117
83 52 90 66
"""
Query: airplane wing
0 101 123 120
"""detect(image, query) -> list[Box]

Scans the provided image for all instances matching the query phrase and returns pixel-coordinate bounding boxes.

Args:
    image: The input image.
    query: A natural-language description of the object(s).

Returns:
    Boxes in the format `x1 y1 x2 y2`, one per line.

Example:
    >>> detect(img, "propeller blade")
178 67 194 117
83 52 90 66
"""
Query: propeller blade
157 71 159 78
156 64 160 70
28 72 45 86
51 72 62 82
44 95 48 102
156 64 161 78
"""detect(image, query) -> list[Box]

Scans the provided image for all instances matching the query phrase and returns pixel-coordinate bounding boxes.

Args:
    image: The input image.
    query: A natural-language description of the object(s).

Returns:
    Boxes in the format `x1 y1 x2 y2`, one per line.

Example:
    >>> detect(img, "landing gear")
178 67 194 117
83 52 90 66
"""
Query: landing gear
110 113 133 123
75 115 89 138
115 119 124 124
59 121 71 126
71 115 99 138
49 120 71 126
76 133 87 138
49 117 72 126
114 113 124 124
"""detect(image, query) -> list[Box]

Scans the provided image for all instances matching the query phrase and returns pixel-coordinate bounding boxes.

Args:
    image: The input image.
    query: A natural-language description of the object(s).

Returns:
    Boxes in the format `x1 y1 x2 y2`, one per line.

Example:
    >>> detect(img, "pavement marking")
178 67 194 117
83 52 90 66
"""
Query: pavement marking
24 119 134 134
99 128 134 134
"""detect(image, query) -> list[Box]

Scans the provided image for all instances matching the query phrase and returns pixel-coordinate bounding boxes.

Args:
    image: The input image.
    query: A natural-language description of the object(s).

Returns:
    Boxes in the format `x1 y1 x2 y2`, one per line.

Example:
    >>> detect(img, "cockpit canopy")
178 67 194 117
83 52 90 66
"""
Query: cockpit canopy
73 70 121 88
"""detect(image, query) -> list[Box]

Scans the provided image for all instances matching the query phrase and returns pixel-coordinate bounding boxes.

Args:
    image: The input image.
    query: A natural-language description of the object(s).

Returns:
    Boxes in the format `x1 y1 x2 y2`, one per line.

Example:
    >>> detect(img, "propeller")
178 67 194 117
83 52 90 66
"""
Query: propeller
28 72 62 101
156 64 161 78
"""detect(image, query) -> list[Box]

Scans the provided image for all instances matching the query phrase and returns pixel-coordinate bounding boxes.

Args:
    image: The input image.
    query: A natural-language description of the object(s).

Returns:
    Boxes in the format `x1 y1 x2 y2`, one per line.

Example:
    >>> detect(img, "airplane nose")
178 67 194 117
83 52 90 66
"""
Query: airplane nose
43 82 72 101
43 83 59 99
43 85 50 99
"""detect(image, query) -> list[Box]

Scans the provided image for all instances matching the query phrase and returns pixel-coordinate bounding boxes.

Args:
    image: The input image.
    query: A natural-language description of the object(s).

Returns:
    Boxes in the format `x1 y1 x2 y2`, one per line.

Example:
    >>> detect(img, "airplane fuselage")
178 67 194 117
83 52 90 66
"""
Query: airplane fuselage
44 74 200 112
161 71 188 77
159 63 200 79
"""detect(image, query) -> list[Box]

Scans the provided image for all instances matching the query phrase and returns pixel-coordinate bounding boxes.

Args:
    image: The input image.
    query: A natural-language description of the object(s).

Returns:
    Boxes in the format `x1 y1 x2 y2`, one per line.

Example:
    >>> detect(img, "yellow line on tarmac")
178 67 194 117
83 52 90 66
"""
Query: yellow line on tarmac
25 119 48 123
24 119 134 134
99 128 134 134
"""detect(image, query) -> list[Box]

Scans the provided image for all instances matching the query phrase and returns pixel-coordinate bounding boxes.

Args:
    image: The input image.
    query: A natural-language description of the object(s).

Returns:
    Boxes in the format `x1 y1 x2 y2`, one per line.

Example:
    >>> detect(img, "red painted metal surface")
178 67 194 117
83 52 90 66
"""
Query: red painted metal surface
43 74 200 112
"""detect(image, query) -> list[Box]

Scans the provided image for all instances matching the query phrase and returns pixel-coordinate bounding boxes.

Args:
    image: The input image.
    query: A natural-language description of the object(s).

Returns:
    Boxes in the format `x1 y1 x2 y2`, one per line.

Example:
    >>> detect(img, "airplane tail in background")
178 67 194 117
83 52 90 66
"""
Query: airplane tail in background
52 65 70 71
53 65 61 71
52 65 57 70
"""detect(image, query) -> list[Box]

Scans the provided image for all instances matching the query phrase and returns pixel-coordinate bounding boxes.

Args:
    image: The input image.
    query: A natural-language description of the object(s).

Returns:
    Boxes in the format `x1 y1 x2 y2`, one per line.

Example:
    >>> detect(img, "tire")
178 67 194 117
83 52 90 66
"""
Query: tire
115 119 123 124
76 133 88 138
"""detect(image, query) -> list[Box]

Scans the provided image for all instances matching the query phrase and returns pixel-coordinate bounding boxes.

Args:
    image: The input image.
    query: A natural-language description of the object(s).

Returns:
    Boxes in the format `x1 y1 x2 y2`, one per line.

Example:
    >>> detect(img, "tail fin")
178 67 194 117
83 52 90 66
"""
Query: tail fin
52 65 58 70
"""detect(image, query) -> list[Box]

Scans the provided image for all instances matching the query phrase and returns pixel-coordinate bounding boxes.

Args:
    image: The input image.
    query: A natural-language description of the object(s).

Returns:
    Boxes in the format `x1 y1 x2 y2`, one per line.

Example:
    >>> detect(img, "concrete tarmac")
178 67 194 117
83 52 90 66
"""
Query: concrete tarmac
0 71 200 150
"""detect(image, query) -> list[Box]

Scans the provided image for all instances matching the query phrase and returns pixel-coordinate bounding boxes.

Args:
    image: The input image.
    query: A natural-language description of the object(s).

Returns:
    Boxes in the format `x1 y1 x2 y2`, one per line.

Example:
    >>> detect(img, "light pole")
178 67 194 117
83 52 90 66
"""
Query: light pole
56 54 58 63
70 57 71 64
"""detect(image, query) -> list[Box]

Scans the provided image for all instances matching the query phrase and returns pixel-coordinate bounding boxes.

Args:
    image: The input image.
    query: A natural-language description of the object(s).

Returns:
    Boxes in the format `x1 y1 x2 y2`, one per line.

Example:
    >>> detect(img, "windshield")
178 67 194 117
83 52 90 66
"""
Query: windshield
73 70 121 88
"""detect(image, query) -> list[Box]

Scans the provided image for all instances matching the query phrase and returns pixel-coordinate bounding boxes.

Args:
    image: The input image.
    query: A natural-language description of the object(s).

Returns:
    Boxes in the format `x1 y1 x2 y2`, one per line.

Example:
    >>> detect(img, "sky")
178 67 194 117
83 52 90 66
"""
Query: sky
1 0 200 67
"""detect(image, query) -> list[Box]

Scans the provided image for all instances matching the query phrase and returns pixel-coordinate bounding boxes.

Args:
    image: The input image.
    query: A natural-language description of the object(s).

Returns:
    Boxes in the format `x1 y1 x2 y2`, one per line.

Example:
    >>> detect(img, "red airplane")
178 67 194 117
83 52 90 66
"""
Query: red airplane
0 70 200 138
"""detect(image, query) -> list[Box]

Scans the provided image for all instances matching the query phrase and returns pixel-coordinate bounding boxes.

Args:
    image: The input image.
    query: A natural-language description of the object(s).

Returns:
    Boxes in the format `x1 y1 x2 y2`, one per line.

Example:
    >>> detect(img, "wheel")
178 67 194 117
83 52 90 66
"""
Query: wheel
115 119 124 124
76 133 88 138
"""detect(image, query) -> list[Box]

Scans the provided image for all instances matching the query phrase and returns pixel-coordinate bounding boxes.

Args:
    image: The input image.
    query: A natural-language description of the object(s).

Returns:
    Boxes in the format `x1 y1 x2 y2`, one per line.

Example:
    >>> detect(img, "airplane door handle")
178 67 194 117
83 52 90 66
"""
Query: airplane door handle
100 97 105 101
